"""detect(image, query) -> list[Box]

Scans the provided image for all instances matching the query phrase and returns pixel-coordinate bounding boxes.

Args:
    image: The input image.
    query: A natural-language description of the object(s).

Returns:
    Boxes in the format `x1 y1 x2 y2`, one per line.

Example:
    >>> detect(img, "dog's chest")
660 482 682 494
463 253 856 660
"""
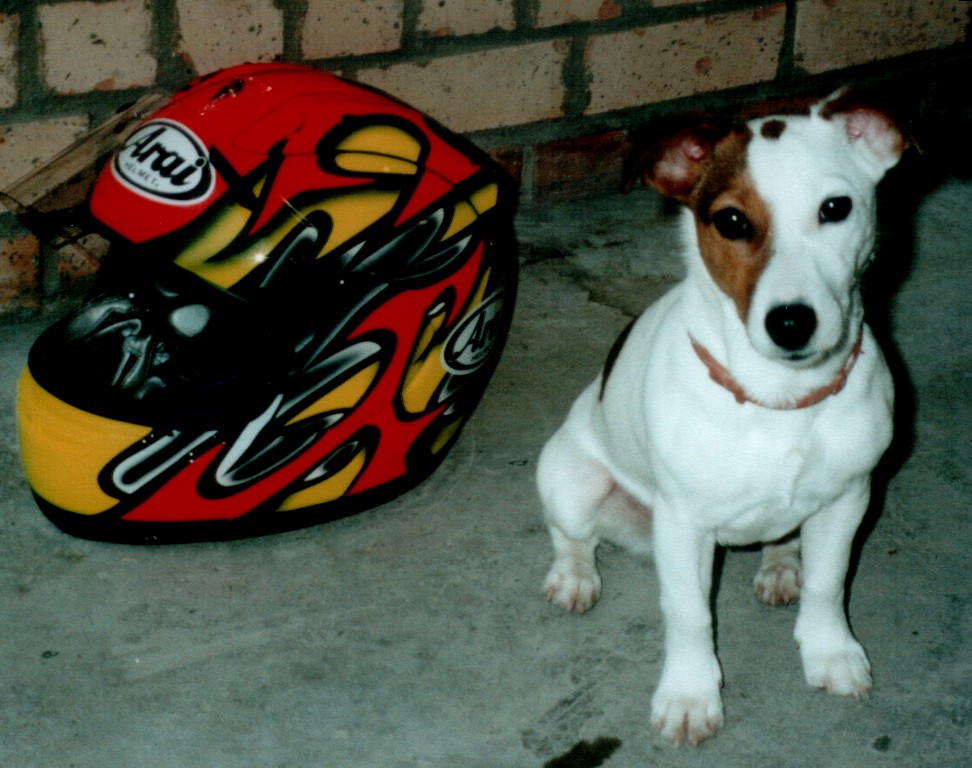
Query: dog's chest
650 398 881 542
597 351 886 544
693 422 847 542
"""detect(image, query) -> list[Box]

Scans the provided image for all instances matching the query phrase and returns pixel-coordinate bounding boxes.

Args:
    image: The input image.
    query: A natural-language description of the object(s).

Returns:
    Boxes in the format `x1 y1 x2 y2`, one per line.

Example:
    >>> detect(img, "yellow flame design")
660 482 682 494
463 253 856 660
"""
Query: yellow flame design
276 445 368 512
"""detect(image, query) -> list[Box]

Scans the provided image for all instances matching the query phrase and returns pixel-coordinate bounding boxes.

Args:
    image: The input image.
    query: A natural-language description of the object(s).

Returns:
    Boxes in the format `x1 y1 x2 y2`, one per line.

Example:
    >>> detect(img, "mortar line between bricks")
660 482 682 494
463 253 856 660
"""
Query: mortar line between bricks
777 0 800 82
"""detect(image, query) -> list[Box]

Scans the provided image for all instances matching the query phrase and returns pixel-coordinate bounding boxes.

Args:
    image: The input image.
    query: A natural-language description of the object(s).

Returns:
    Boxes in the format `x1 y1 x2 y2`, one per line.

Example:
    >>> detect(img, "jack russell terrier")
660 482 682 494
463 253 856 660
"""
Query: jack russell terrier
536 90 907 745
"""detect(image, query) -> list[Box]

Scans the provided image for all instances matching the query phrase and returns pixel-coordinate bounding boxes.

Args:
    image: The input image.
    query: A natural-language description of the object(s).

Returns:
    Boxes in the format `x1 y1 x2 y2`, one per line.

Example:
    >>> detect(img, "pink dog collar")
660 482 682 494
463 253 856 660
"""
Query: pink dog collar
689 332 864 410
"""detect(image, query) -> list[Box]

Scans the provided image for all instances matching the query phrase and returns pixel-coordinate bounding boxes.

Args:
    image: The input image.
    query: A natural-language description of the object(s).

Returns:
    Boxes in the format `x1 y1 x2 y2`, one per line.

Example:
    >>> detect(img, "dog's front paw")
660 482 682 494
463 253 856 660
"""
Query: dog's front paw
543 557 601 613
801 641 872 699
753 559 801 606
651 686 724 746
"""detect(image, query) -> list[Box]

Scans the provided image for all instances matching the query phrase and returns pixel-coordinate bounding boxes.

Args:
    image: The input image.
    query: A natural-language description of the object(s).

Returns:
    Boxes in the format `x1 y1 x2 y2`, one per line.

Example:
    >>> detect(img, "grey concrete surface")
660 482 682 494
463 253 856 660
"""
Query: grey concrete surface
1 179 969 768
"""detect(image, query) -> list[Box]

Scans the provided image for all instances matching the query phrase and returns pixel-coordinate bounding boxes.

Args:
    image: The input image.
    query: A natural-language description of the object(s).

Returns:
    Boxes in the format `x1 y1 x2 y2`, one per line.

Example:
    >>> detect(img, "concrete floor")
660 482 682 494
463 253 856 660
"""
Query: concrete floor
1 178 970 768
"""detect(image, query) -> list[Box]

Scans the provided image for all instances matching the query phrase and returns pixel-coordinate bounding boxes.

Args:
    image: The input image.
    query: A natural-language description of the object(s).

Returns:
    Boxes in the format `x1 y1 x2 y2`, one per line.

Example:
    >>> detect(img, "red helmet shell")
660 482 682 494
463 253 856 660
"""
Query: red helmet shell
18 63 517 542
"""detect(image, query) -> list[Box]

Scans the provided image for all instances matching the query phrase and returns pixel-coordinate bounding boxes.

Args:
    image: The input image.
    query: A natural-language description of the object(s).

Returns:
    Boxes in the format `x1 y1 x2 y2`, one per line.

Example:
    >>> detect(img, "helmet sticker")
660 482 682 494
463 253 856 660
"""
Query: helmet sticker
442 292 505 375
112 119 215 204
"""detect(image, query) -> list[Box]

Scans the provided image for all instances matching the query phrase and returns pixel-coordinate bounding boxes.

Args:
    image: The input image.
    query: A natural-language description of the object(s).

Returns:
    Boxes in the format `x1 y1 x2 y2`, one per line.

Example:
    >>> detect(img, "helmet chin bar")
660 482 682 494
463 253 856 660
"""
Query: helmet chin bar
27 260 272 429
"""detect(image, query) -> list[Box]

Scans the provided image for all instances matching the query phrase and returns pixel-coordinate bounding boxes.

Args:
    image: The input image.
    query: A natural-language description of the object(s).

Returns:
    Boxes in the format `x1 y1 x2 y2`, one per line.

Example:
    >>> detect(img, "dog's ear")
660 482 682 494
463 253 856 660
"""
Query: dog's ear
821 89 913 178
625 113 732 201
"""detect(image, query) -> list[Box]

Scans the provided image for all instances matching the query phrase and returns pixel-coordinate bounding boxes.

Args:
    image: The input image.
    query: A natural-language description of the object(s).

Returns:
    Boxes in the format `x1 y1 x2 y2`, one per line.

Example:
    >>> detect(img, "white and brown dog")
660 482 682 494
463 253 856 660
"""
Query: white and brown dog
536 91 907 745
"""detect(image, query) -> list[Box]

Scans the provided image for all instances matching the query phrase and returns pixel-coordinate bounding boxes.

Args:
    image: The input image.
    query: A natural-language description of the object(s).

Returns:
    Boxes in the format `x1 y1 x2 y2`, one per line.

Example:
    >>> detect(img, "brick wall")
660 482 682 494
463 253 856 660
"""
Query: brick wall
0 0 969 312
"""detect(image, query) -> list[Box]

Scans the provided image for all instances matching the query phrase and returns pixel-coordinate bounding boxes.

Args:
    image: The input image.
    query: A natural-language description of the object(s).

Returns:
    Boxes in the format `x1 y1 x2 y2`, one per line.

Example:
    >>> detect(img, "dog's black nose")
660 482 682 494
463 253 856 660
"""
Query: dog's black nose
765 304 817 351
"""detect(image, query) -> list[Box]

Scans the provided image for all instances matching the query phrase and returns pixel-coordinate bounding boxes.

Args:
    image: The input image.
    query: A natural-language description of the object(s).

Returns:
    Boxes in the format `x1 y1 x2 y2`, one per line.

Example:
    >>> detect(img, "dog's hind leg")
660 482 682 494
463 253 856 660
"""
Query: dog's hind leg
754 534 802 606
543 525 603 613
537 425 615 613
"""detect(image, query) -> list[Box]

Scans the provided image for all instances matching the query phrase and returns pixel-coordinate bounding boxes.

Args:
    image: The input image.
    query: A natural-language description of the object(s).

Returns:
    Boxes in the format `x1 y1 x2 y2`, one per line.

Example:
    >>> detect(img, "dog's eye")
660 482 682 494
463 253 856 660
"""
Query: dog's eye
819 196 852 223
711 208 754 240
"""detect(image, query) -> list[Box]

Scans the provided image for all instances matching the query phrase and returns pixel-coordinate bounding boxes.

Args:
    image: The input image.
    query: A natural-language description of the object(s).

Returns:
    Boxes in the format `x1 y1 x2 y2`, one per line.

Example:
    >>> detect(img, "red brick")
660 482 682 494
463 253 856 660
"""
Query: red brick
536 0 619 27
418 0 515 36
356 41 569 133
0 117 90 193
175 0 284 75
57 233 108 293
487 148 524 191
585 7 787 114
533 131 633 202
303 0 404 58
0 13 18 109
38 0 156 95
0 234 41 311
794 0 969 74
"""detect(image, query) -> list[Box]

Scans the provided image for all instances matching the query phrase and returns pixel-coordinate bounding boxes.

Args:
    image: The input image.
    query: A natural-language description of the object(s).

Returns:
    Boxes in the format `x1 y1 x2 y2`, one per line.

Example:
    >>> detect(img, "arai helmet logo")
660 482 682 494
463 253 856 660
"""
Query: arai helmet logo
113 120 215 204
442 293 504 375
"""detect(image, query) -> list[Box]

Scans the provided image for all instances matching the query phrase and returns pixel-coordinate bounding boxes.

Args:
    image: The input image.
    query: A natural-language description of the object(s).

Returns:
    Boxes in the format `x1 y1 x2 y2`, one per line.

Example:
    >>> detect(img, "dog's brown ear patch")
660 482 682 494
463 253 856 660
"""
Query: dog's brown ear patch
626 113 733 201
647 133 712 199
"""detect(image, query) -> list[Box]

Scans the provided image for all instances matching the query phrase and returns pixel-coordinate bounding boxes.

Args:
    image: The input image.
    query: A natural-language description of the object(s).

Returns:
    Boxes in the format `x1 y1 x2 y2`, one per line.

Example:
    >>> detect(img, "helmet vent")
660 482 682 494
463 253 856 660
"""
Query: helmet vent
213 78 246 101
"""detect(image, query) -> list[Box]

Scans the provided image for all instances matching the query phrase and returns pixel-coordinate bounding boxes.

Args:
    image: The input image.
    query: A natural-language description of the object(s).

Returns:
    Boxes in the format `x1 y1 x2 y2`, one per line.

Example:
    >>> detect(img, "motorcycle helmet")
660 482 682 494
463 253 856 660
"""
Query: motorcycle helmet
13 62 517 543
